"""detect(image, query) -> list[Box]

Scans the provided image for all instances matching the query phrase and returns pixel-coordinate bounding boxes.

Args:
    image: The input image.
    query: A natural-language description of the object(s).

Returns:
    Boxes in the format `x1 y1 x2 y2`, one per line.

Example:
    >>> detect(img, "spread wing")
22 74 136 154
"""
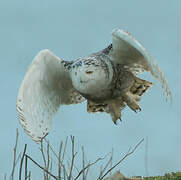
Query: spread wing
111 29 172 102
17 49 85 142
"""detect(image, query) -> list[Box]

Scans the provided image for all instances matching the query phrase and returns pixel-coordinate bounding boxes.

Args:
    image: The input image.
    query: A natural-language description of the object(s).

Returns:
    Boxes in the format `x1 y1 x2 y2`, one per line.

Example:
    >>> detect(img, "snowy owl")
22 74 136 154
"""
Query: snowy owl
17 29 172 142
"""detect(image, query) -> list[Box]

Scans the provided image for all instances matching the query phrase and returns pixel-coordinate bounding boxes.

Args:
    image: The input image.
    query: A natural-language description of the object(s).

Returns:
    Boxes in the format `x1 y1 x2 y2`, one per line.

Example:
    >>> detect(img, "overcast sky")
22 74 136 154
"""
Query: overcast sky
0 0 181 179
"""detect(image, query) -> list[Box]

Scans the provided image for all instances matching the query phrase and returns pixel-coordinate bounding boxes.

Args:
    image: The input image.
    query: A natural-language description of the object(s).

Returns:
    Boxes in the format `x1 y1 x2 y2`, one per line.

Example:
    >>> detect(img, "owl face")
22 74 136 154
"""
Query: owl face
70 59 113 95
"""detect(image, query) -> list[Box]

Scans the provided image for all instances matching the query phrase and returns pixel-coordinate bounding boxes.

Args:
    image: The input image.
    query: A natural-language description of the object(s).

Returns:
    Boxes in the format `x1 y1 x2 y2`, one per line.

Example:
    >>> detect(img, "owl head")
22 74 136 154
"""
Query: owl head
70 58 113 95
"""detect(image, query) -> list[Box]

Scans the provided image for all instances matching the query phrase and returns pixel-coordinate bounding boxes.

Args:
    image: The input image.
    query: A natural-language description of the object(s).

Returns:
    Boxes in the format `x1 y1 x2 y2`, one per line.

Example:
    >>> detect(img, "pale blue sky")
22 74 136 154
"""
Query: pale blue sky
0 0 180 179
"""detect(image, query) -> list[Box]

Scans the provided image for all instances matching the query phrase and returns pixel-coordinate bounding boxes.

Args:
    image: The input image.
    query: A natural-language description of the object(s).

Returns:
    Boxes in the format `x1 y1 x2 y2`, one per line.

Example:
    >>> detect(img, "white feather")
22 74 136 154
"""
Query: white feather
112 29 172 102
17 49 84 142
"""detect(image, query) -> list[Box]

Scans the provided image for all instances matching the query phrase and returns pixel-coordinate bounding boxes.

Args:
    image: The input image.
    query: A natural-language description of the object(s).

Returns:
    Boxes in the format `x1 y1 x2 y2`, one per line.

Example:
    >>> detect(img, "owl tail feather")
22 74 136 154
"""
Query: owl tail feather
130 77 153 101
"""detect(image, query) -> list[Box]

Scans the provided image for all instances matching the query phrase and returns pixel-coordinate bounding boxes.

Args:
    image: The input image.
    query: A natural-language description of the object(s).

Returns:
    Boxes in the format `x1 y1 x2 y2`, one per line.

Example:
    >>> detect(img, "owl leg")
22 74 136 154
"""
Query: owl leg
109 105 121 124
122 91 141 112
107 100 123 124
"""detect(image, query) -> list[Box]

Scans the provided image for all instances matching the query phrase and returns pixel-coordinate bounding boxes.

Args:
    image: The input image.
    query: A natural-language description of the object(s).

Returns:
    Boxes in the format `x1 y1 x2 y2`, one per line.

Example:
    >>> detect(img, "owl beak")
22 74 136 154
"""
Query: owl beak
85 71 93 74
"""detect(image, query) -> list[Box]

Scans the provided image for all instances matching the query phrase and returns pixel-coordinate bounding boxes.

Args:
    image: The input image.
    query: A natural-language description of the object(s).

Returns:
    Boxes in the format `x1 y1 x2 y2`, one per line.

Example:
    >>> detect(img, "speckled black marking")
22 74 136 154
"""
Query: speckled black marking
83 59 96 66
74 60 82 67
88 102 108 113
102 44 112 55
99 55 110 78
99 108 104 112
61 60 74 70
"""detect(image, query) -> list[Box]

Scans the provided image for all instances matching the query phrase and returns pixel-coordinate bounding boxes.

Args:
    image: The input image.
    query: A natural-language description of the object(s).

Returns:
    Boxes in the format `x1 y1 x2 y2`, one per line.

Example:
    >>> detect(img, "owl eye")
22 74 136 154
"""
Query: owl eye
86 71 93 74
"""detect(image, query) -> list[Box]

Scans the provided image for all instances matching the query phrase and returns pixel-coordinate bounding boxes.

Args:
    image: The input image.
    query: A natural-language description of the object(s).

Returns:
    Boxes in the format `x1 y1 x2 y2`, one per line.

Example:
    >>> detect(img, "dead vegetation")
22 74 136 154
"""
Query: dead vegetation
5 128 145 180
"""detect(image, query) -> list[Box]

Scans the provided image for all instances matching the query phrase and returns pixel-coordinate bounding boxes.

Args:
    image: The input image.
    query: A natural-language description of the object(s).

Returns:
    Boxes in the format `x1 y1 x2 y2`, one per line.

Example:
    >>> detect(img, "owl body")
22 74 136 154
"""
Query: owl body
70 52 114 101
17 29 172 141
68 46 153 124
70 46 133 100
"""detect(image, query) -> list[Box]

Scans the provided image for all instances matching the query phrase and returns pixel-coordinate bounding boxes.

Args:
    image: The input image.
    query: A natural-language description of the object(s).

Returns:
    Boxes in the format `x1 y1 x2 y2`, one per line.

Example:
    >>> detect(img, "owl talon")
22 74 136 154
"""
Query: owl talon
135 107 141 113
118 117 122 122
122 92 142 113
113 121 118 125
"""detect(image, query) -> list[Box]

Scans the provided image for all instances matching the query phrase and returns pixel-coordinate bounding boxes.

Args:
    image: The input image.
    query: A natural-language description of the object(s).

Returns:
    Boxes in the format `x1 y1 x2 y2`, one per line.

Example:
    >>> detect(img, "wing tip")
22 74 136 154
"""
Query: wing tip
112 28 128 37
111 28 173 105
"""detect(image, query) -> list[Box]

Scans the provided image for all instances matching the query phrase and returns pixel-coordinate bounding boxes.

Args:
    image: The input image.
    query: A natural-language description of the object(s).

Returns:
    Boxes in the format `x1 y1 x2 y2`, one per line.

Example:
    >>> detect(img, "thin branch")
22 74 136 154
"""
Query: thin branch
67 156 79 174
25 154 57 180
68 136 77 180
74 154 108 180
81 147 90 179
45 136 79 178
99 165 103 179
4 173 7 180
85 161 91 179
44 138 68 179
65 138 79 174
98 138 144 180
28 171 31 180
109 149 113 176
58 141 63 180
82 146 86 180
102 154 113 174
19 144 27 180
67 160 71 173
10 128 19 180
49 160 53 180
47 140 50 180
40 139 47 179
44 138 59 159
62 137 68 163
98 152 113 179
63 165 66 180
25 154 28 180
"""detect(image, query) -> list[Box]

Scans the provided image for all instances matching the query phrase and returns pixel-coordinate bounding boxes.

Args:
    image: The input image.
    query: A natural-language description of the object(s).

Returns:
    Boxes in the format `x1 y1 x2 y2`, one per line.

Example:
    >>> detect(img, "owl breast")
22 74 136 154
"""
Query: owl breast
70 57 114 101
